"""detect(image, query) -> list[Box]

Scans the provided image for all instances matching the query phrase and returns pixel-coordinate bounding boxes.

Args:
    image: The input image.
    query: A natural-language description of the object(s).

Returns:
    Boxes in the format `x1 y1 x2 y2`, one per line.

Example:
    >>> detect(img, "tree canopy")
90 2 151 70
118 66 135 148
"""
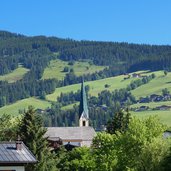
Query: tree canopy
58 116 171 171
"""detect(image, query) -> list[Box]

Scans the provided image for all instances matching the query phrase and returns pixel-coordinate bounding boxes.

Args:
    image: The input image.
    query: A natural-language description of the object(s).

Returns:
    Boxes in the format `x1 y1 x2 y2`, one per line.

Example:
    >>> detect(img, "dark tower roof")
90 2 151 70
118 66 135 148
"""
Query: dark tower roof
79 80 89 119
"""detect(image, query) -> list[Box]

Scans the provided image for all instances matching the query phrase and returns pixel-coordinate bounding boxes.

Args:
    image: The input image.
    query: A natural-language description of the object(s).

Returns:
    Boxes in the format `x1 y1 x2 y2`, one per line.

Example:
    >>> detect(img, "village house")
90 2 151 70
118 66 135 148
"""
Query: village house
155 105 171 111
0 139 36 171
132 73 141 78
139 97 150 103
135 105 149 112
45 80 96 150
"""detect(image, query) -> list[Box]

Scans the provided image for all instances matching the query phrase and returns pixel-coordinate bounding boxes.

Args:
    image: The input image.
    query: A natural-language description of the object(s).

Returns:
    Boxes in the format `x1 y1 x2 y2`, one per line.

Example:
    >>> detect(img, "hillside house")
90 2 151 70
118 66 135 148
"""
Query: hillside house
150 94 163 102
139 97 150 103
132 73 141 78
155 105 171 111
135 105 149 112
45 80 96 150
0 140 36 171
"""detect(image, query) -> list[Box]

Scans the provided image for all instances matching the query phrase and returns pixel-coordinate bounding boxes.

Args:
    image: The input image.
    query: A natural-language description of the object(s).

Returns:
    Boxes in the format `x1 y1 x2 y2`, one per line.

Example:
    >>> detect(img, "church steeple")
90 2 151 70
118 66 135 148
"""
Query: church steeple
79 79 89 127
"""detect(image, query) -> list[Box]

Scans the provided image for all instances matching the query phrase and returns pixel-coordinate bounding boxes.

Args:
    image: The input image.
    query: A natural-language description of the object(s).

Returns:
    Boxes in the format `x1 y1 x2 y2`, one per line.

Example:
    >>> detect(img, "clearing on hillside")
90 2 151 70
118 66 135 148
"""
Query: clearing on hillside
46 73 140 101
0 65 29 83
0 97 51 116
132 71 171 98
132 110 171 127
42 59 106 80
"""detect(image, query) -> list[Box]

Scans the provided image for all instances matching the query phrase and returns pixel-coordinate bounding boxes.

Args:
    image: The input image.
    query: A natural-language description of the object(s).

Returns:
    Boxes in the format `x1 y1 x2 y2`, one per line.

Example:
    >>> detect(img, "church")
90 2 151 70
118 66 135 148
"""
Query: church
45 80 96 148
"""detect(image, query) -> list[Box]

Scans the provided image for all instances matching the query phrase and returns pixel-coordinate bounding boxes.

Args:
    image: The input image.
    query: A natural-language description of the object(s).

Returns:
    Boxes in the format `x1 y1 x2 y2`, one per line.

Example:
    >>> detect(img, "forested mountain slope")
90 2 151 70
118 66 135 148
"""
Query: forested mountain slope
0 30 171 107
1 30 171 74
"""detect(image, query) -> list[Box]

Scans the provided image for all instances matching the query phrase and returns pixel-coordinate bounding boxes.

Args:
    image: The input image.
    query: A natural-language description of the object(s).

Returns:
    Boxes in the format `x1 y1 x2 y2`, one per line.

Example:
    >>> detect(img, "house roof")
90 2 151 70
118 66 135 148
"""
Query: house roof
0 142 37 164
79 80 89 119
45 126 96 141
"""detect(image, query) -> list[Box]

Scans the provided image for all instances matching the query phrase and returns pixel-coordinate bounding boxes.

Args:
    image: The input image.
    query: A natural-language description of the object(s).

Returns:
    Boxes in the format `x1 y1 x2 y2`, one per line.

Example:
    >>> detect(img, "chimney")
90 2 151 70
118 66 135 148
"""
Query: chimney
16 135 22 150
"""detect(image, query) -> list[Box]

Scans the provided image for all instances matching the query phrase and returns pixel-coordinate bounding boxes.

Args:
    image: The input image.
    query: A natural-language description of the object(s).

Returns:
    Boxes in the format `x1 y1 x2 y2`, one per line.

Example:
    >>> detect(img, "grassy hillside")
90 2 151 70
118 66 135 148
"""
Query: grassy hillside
0 65 29 83
46 74 139 101
61 102 79 110
1 70 171 127
130 101 171 126
47 70 165 102
0 97 51 116
132 110 171 127
131 71 171 98
46 70 171 127
42 59 106 80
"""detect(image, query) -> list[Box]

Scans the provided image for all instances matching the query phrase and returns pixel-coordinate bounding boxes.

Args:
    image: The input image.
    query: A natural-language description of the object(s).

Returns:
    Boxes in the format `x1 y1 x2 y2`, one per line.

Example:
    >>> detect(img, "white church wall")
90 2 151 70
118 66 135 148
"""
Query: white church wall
81 140 92 147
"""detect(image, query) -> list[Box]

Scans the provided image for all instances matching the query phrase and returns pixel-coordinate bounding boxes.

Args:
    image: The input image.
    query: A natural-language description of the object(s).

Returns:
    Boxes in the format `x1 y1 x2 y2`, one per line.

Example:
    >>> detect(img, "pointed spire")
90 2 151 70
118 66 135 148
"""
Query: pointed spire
79 78 89 119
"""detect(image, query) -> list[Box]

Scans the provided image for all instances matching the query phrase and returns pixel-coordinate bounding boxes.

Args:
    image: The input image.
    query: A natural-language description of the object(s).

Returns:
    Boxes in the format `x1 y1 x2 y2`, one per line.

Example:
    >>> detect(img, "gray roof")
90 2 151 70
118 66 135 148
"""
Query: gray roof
0 142 37 164
45 126 96 141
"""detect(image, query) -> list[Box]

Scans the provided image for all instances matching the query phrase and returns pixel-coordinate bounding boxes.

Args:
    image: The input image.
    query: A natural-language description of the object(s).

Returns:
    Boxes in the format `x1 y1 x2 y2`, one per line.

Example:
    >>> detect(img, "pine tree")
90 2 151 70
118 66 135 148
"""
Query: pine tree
0 114 18 141
19 106 57 171
106 109 131 134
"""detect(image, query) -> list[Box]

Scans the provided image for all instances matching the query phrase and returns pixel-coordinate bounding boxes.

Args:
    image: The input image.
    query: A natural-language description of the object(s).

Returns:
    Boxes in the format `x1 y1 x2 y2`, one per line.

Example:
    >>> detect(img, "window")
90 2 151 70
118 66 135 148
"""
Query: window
83 121 85 126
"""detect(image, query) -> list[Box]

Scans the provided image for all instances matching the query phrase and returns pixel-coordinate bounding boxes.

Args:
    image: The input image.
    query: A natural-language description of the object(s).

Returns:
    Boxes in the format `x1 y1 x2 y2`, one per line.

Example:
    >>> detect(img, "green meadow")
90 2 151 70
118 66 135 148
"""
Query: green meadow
0 66 29 83
46 74 139 101
42 59 106 80
61 102 79 110
0 97 51 116
132 71 171 98
47 70 166 102
130 101 171 127
132 110 171 127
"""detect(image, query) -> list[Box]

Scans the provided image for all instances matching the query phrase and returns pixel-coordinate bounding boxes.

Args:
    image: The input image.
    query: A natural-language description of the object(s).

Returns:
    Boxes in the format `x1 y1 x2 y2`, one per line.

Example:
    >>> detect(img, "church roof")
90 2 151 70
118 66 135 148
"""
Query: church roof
79 80 89 119
45 127 95 141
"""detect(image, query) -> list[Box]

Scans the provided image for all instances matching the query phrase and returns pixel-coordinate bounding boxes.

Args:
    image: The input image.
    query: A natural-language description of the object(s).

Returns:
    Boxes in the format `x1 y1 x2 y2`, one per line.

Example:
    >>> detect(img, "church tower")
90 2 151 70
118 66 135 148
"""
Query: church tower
79 79 89 127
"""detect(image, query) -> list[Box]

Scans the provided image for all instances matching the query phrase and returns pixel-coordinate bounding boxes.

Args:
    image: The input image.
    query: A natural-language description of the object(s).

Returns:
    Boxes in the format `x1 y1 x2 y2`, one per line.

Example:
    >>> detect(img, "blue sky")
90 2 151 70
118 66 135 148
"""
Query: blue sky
0 0 171 45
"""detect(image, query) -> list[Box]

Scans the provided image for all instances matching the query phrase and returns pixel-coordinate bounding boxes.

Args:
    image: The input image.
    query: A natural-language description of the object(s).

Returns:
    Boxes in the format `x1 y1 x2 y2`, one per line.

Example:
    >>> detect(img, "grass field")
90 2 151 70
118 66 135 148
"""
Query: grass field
46 70 170 101
61 102 79 110
42 59 106 80
0 65 29 83
0 97 51 116
130 101 171 126
132 71 171 98
46 74 139 101
132 110 171 127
